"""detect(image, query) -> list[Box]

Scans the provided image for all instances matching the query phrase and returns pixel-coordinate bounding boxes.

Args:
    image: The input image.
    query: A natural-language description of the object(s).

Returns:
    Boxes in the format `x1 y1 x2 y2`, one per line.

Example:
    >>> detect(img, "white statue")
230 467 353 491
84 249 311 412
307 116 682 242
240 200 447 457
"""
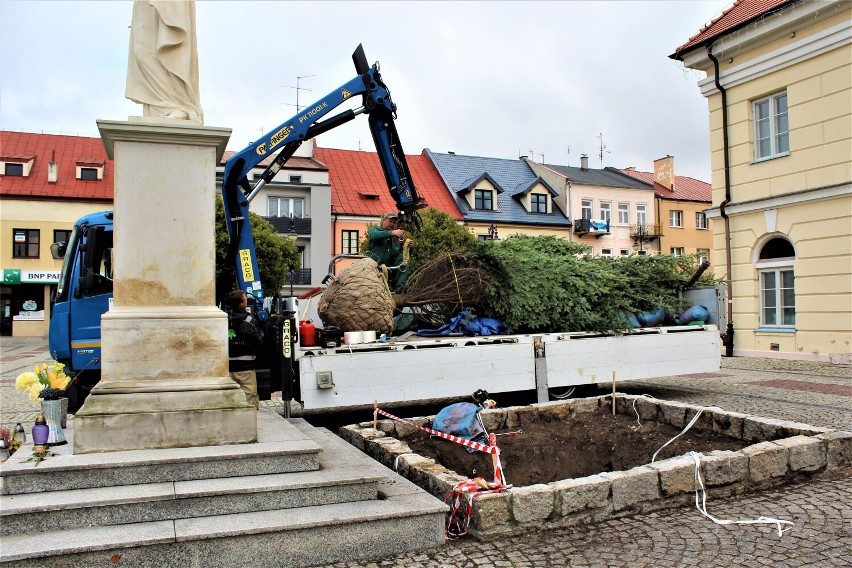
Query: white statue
126 0 204 124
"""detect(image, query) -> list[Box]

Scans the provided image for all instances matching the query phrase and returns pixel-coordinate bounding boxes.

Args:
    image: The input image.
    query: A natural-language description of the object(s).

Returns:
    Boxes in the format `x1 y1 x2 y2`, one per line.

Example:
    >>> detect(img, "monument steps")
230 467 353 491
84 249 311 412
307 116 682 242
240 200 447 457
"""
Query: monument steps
0 413 448 567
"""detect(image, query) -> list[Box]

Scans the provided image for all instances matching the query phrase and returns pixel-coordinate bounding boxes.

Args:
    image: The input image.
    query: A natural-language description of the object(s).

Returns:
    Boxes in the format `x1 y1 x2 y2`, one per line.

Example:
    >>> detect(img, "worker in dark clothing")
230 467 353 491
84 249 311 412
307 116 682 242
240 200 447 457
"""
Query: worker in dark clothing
224 290 262 408
367 212 410 291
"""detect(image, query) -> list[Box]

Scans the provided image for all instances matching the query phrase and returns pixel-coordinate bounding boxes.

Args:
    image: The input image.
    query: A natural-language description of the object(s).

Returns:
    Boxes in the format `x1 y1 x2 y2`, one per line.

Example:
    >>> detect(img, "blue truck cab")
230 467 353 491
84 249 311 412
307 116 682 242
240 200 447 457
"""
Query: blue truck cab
48 211 114 410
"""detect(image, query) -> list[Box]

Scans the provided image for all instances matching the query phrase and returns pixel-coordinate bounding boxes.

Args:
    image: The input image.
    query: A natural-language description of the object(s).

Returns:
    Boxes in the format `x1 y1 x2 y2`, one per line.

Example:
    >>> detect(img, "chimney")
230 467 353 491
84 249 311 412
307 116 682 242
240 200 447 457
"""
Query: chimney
653 155 675 190
47 150 58 183
580 154 589 170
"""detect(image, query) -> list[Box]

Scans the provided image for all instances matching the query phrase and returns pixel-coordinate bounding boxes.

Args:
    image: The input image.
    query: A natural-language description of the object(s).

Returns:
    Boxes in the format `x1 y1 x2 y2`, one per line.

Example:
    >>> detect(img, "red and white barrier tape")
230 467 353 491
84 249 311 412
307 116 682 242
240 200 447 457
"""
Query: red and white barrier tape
374 407 500 455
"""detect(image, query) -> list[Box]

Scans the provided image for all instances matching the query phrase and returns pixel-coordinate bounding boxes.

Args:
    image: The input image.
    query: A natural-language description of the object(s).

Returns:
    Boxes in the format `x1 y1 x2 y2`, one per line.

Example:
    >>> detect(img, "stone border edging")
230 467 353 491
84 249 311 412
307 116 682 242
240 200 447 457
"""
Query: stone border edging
338 395 851 537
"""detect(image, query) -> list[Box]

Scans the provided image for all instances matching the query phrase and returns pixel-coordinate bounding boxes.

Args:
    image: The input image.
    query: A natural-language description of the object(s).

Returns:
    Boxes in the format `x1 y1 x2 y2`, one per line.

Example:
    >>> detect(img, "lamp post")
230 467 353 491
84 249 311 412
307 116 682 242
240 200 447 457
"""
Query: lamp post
633 224 648 254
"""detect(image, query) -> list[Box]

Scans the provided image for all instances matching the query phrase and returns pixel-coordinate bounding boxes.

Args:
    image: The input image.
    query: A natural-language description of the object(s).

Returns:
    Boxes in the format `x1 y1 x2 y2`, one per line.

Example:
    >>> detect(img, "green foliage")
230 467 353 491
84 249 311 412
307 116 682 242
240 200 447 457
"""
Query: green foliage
214 198 300 300
469 235 717 334
406 209 477 271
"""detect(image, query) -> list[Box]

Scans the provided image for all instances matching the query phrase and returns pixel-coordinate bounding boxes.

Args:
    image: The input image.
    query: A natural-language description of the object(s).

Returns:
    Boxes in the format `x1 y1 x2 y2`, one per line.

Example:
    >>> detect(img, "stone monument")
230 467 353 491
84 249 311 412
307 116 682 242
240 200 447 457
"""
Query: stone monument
74 0 257 453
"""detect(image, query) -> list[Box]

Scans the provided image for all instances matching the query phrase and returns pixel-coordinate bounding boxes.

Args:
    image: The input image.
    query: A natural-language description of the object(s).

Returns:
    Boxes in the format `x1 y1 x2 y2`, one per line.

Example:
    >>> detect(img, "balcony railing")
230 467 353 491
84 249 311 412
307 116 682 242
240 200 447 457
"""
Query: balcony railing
629 223 663 240
574 218 610 237
286 269 312 285
264 216 312 236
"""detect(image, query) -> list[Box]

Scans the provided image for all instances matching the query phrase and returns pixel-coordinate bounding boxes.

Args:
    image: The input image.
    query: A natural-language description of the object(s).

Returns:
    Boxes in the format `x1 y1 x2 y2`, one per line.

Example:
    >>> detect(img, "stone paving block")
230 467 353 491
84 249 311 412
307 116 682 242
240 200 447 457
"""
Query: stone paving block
394 417 430 439
816 431 852 469
658 401 692 428
479 409 507 431
712 410 749 439
552 474 611 516
472 491 512 531
774 420 833 437
633 397 662 421
393 454 435 479
775 435 826 472
568 397 603 416
531 401 571 422
599 466 660 511
338 424 360 445
349 428 386 452
429 471 467 497
510 484 556 523
741 441 788 482
614 394 640 415
743 417 783 442
690 406 722 433
647 455 697 496
374 419 395 434
701 450 749 486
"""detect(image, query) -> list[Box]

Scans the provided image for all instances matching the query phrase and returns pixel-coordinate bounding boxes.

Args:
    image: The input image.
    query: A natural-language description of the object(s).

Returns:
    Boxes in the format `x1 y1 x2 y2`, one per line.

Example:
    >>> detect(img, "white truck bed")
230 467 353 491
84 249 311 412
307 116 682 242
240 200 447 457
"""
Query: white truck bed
295 325 720 409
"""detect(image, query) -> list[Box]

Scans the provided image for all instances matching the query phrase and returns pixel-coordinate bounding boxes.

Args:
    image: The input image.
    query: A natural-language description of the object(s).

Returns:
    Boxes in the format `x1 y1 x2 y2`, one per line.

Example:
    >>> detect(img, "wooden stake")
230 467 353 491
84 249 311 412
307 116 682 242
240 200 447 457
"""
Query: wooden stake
612 371 617 416
373 400 378 430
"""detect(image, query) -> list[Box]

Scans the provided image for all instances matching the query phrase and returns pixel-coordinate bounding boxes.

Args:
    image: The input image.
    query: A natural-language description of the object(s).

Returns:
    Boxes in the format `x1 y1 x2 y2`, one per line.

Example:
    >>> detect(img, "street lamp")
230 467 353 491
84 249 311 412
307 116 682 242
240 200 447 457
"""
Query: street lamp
632 224 648 254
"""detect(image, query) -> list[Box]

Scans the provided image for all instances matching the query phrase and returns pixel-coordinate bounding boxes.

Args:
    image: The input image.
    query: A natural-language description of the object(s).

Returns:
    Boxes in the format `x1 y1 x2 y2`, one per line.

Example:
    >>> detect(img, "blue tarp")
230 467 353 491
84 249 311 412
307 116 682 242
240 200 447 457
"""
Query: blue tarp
418 310 507 337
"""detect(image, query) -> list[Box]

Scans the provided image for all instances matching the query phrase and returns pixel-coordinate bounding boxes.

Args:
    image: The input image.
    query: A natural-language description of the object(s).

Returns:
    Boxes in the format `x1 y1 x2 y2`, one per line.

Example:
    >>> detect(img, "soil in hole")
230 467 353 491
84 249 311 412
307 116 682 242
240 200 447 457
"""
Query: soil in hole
404 410 749 486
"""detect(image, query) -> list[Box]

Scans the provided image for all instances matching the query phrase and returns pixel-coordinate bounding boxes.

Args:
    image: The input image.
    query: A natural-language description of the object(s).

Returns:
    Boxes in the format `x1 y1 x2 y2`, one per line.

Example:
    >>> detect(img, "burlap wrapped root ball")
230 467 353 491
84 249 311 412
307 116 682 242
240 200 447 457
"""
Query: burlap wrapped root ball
318 258 395 334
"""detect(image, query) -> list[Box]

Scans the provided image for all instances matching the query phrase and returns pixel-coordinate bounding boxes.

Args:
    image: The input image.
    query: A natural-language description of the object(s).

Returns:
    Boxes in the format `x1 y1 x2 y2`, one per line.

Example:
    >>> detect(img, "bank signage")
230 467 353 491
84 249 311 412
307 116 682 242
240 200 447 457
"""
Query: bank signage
1 269 61 284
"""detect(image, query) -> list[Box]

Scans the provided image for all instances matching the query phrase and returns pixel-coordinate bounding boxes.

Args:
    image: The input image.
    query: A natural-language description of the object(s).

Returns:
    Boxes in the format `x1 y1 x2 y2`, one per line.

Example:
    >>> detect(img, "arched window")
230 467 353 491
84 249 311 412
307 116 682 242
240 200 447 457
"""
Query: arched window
755 237 795 328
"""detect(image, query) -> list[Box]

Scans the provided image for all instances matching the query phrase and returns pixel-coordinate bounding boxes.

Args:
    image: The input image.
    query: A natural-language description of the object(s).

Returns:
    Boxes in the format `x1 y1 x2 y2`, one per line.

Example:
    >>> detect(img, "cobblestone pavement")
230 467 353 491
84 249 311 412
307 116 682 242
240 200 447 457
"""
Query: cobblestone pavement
2 338 850 567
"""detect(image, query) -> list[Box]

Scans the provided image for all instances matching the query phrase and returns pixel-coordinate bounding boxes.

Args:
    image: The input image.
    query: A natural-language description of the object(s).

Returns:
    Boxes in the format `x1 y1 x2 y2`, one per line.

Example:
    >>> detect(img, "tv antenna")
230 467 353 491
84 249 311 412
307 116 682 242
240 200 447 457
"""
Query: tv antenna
597 133 611 167
283 74 315 112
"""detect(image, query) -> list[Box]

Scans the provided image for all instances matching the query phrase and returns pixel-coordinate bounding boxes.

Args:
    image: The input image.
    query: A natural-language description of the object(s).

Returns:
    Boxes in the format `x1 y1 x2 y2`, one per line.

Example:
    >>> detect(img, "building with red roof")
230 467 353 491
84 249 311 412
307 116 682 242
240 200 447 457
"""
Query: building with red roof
1 131 114 336
313 145 461 264
618 155 713 264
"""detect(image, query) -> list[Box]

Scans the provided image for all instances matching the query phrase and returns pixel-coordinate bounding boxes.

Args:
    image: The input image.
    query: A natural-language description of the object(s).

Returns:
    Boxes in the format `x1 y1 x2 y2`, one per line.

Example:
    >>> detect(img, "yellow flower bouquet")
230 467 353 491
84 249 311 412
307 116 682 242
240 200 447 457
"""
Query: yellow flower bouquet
15 362 72 404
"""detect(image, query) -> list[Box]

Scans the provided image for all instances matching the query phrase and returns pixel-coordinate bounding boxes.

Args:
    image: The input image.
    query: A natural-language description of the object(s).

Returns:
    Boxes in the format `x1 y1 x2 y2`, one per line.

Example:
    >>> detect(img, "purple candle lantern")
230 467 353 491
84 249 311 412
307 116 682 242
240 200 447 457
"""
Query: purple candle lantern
32 413 49 446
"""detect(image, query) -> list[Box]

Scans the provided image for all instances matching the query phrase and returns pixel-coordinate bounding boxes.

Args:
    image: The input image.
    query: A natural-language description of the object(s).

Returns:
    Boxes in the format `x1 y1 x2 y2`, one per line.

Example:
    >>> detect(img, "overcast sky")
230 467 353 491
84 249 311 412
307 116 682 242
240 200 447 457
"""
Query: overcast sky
0 0 732 181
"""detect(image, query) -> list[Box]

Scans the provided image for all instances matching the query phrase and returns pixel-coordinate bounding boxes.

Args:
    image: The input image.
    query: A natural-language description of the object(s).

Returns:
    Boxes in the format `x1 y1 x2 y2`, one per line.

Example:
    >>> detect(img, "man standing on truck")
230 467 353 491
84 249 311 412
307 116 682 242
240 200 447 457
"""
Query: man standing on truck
224 290 262 409
367 212 409 292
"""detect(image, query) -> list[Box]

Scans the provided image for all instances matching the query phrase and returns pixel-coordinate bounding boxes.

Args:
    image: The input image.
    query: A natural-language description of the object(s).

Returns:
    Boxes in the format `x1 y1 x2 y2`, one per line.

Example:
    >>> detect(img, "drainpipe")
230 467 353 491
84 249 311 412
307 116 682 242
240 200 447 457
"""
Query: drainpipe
566 178 574 242
707 45 734 357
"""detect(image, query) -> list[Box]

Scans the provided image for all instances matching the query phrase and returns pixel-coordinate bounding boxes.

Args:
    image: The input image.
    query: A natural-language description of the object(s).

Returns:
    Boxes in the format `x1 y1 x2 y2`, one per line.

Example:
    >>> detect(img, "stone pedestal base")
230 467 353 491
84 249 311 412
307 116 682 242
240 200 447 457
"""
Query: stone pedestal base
74 307 257 454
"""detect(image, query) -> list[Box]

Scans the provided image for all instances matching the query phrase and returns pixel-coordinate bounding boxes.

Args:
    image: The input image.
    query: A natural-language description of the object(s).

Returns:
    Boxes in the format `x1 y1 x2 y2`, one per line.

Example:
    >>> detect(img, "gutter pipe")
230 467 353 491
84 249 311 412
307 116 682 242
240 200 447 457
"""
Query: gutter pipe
707 45 735 357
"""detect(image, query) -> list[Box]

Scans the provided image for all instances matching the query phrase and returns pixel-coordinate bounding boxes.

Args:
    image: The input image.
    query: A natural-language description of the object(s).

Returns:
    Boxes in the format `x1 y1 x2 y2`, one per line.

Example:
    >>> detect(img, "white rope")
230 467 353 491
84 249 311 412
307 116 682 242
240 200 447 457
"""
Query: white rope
688 451 794 537
632 394 656 429
393 452 419 472
651 407 707 463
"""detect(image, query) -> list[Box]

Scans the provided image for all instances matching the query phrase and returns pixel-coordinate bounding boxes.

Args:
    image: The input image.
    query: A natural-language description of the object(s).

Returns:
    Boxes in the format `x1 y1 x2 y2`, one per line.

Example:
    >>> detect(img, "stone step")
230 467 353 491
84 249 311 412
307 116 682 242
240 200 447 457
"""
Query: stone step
0 467 382 536
0 496 446 567
0 410 321 495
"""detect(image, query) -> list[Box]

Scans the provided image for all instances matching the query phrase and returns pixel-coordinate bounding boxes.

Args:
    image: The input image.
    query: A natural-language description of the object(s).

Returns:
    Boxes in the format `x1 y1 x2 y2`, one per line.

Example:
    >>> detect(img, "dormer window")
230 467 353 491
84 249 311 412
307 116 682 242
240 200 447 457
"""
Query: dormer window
76 159 104 180
531 193 547 213
1 154 35 177
474 189 493 210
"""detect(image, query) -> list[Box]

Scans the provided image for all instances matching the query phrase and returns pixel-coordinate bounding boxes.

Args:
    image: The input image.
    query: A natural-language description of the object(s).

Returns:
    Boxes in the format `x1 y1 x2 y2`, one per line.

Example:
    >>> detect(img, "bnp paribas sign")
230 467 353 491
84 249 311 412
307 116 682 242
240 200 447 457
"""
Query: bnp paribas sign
1 269 61 284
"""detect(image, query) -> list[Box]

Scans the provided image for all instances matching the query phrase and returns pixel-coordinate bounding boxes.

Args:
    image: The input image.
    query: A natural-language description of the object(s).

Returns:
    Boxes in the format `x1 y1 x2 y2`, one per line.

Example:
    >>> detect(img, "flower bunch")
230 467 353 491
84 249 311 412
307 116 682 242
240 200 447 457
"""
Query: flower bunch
15 362 71 404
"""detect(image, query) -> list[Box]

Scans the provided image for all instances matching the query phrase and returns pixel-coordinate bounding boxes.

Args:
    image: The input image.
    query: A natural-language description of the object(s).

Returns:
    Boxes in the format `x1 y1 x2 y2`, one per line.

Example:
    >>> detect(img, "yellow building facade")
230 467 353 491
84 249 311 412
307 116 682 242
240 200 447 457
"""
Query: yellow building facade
674 1 851 362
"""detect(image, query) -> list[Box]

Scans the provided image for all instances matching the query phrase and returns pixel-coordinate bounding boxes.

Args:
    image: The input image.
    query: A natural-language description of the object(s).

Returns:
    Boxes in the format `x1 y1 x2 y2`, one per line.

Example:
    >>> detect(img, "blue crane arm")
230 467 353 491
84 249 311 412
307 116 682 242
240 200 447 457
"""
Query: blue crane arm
221 44 424 300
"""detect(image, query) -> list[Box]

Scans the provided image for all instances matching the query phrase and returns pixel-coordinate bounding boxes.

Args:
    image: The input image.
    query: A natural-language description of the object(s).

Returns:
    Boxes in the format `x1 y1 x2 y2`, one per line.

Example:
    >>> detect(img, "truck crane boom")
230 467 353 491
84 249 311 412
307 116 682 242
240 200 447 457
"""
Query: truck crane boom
222 44 424 300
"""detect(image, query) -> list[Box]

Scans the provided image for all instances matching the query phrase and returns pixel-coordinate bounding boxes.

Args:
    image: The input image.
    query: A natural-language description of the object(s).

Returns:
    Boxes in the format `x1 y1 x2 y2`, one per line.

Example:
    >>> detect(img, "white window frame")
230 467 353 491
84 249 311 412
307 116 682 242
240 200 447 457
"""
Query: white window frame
581 199 593 219
670 247 684 256
669 210 683 228
754 91 789 161
697 248 710 265
620 249 630 256
600 202 611 224
757 262 795 328
601 248 612 258
617 203 630 225
636 203 647 226
695 212 708 229
268 196 305 218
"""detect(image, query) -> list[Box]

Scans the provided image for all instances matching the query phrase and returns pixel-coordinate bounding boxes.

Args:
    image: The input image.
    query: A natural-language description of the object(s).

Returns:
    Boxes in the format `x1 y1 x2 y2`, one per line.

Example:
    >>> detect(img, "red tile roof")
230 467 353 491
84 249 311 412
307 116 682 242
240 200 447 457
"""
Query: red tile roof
671 0 792 58
314 146 461 220
0 131 113 201
617 169 711 203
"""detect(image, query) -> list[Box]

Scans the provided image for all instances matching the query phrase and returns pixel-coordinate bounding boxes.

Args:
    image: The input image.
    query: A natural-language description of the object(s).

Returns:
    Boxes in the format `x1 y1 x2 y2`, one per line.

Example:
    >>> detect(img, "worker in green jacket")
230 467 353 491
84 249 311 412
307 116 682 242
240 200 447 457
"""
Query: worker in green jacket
367 212 409 292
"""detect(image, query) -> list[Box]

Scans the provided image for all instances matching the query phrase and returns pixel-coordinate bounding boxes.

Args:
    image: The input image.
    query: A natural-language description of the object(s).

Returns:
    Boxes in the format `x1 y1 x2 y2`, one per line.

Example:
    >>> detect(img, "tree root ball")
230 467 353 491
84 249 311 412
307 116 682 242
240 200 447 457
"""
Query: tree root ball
318 258 395 334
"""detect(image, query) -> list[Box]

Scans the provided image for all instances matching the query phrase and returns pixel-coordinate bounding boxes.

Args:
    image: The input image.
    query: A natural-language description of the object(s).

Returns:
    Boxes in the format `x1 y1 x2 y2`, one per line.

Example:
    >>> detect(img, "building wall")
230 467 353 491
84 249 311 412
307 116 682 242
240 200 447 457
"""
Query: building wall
657 199 713 260
0 198 112 337
698 3 851 361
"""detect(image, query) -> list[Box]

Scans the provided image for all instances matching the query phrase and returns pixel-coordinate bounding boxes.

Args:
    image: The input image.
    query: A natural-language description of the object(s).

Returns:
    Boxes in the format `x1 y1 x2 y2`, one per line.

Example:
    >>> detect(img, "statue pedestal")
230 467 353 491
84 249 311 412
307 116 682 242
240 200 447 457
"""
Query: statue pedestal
73 120 256 454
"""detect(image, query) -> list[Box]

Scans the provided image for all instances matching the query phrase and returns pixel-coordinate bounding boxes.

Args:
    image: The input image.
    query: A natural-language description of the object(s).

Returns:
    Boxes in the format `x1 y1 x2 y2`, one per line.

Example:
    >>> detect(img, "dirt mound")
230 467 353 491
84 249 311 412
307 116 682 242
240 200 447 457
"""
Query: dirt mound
405 411 748 486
